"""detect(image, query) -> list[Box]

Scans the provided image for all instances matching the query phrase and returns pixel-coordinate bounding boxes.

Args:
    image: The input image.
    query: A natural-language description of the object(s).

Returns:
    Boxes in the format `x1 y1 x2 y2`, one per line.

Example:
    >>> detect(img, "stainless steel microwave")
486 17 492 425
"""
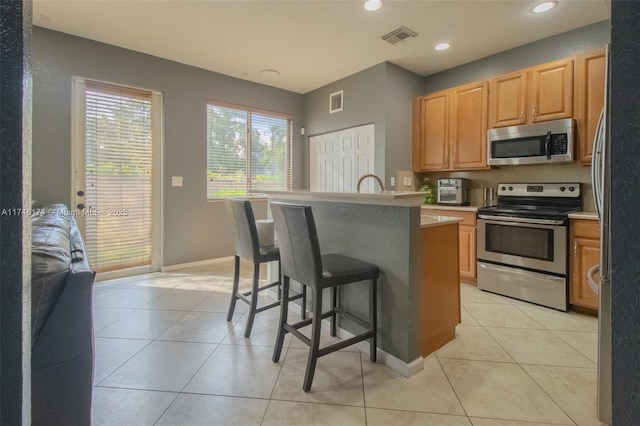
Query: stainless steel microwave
487 119 575 166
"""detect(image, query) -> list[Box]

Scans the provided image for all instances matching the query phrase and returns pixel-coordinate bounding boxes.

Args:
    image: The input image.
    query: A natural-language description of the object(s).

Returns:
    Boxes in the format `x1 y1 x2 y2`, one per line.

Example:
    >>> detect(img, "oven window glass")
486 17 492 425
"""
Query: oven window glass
485 223 553 261
492 137 544 158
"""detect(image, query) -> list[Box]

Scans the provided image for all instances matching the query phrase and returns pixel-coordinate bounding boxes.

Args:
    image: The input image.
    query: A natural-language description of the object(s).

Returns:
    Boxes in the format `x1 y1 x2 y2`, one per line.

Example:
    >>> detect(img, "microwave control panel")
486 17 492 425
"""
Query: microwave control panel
550 133 568 154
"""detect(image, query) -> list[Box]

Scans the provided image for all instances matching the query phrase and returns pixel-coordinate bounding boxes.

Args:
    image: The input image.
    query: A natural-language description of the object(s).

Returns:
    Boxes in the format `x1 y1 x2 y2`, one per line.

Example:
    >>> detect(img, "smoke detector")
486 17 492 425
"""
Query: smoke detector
382 26 418 45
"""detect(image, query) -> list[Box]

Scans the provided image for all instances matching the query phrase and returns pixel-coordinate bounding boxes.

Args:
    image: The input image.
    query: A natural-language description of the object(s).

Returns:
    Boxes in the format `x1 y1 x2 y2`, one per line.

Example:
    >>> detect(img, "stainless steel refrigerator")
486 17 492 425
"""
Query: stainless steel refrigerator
589 44 611 425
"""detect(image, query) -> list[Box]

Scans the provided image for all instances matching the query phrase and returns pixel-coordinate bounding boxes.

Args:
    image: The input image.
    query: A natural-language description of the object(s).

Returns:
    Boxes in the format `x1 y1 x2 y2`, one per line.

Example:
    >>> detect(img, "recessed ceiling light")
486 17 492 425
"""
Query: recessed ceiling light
530 1 558 14
258 69 280 79
435 43 450 51
364 0 382 11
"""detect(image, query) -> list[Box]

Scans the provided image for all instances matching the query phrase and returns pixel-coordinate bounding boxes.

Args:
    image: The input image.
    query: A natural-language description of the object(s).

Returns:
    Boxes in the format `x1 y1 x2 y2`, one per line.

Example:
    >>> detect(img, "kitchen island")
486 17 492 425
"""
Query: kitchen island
261 190 461 376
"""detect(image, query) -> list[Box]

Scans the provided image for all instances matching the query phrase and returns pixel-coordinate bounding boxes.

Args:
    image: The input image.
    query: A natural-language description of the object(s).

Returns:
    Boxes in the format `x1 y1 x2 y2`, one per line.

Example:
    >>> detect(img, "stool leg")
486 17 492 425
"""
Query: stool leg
303 290 323 392
277 260 282 301
243 262 261 338
369 278 377 362
301 285 307 320
330 287 337 337
226 255 241 322
273 276 290 363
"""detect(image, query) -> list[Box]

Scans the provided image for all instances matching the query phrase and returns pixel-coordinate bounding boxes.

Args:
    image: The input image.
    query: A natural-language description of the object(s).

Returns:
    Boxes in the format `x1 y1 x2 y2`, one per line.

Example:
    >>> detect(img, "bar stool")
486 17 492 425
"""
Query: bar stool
270 201 379 392
225 198 306 338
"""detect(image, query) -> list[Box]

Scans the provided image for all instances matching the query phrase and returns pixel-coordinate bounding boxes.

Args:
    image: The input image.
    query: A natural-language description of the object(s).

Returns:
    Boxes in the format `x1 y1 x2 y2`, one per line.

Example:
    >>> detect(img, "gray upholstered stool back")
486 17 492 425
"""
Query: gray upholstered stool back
270 202 323 289
225 198 261 262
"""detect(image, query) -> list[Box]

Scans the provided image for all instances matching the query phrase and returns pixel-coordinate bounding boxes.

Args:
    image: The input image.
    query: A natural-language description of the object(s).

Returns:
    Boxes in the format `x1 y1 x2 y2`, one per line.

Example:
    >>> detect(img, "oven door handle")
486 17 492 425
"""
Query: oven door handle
477 214 565 226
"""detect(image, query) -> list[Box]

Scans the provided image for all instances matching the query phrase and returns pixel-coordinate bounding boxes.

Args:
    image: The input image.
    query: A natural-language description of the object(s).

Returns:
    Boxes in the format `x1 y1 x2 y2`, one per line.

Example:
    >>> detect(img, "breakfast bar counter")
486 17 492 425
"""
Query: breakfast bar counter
260 190 460 376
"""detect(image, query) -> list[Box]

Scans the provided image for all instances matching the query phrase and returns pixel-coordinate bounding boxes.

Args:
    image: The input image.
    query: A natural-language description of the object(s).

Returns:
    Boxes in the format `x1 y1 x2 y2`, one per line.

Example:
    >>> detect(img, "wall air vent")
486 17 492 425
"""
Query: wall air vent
382 26 418 45
329 90 343 114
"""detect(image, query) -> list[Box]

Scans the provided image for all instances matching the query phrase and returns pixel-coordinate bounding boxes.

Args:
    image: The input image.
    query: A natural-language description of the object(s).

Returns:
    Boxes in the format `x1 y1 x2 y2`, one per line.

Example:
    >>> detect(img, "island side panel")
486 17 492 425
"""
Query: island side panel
269 198 421 363
418 222 461 356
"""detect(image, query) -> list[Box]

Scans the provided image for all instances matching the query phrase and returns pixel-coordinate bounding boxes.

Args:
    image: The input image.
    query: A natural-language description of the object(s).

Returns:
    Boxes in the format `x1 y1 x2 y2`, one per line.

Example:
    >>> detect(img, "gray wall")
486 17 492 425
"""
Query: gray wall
303 62 423 189
424 20 610 93
32 27 304 266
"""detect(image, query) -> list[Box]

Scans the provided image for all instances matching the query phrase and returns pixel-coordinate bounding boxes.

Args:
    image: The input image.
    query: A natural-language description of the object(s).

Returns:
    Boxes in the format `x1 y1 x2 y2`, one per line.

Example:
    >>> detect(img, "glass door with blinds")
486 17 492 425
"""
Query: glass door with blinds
72 78 162 278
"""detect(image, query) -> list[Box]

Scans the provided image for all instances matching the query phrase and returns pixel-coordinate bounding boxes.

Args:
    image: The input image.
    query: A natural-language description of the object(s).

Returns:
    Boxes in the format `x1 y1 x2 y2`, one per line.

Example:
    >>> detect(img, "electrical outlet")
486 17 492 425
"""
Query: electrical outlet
390 177 395 187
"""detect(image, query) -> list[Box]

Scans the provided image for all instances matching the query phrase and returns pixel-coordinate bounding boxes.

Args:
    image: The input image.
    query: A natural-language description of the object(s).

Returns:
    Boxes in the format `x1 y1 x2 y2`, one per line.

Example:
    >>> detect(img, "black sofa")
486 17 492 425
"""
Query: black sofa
31 204 96 426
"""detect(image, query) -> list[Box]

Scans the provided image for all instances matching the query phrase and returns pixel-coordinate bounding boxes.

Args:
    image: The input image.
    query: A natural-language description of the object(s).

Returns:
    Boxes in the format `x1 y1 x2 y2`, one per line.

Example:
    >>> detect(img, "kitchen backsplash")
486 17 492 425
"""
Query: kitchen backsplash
418 163 594 211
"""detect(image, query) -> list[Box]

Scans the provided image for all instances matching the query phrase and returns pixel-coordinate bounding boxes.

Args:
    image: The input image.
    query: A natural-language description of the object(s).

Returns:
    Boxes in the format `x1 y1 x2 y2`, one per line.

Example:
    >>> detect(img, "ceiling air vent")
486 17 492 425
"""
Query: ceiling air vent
382 26 418 46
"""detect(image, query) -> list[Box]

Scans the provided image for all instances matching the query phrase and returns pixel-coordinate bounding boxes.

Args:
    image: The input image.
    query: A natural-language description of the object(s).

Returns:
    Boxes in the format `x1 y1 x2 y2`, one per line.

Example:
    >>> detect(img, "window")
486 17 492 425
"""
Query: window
206 103 292 199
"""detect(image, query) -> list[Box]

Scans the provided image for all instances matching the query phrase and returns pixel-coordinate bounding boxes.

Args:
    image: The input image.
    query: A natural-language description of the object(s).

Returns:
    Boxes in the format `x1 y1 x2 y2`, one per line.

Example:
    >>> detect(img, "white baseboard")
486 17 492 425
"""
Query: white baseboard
161 256 234 272
327 321 424 378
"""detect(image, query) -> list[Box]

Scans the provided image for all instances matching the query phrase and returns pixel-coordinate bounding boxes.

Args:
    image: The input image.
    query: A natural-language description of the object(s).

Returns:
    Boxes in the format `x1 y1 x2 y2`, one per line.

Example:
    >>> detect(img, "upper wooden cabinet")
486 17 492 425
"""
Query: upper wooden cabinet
413 90 450 171
489 71 527 127
451 82 489 170
489 58 574 128
412 80 488 171
574 48 606 165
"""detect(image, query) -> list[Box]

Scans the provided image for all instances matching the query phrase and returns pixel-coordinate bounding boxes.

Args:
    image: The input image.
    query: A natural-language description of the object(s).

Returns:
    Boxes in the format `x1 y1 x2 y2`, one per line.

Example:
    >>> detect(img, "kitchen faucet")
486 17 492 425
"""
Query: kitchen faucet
357 174 385 193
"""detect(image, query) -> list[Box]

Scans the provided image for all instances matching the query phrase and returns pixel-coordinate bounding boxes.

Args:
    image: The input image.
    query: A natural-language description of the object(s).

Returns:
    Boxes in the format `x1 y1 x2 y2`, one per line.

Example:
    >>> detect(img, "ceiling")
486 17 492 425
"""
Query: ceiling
32 0 610 94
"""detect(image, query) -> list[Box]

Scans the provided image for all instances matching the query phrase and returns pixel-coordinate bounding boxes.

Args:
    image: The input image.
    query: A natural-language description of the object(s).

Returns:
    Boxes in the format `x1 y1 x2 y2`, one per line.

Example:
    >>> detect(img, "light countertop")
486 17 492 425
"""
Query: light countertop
420 215 464 228
568 211 599 220
259 190 426 207
420 204 480 212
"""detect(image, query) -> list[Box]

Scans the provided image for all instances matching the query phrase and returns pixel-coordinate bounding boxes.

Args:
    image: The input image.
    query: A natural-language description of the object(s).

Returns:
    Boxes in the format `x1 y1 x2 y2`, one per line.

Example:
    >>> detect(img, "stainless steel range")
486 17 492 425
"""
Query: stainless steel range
476 182 582 311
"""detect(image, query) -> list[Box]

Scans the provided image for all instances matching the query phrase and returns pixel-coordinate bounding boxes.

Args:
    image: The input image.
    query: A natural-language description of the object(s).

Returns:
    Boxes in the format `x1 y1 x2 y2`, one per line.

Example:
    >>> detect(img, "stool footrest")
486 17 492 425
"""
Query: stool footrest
240 280 280 297
317 332 374 357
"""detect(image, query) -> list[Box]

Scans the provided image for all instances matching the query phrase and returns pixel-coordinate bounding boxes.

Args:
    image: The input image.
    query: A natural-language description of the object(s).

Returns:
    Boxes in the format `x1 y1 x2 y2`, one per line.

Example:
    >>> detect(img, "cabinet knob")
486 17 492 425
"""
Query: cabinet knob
574 241 578 258
520 109 525 123
532 106 537 119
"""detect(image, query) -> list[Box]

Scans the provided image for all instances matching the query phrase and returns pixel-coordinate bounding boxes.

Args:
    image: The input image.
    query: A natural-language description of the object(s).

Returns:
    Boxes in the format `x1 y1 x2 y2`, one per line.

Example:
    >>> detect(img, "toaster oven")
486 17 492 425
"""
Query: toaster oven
437 178 471 206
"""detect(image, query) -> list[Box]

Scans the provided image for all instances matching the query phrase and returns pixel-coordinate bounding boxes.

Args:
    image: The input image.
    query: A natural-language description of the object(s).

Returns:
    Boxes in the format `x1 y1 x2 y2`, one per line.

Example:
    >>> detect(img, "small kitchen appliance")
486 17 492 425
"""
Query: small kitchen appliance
487 118 575 166
437 178 470 206
476 182 582 311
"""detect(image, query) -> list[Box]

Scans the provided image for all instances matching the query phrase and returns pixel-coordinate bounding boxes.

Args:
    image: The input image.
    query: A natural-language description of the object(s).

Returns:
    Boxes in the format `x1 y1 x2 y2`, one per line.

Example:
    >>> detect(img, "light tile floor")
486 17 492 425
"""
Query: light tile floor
91 260 605 426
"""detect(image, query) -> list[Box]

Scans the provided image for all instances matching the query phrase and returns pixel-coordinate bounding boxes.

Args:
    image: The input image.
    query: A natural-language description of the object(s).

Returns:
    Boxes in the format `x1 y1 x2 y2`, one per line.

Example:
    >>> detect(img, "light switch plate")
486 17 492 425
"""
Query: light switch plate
172 176 183 187
396 170 417 191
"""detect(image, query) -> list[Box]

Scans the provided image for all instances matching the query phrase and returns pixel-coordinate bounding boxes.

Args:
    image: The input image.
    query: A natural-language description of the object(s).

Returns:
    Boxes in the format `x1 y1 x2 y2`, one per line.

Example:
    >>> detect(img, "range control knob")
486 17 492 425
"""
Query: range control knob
559 186 566 192
569 186 576 192
508 186 513 191
501 186 506 191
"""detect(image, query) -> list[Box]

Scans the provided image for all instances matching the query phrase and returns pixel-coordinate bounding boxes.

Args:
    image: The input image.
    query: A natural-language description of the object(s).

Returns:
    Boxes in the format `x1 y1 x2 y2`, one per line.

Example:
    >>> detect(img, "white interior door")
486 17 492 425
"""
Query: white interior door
309 124 374 192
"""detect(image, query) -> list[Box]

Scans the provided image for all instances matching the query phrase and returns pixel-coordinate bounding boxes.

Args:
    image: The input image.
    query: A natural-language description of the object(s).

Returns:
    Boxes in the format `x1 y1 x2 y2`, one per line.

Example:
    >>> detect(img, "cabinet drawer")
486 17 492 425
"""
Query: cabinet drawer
571 219 600 239
422 209 476 226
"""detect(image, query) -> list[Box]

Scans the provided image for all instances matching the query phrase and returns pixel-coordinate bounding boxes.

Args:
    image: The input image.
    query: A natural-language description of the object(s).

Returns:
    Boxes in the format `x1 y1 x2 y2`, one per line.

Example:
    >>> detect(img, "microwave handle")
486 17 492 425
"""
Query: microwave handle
545 131 552 160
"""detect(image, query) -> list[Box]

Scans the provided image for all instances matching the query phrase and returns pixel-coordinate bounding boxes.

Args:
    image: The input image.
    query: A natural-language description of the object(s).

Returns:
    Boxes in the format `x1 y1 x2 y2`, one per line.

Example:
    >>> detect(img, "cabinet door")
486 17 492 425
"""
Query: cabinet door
451 81 489 170
459 223 477 281
570 219 601 310
530 58 574 123
489 71 527 128
575 48 606 165
570 236 600 310
418 91 450 170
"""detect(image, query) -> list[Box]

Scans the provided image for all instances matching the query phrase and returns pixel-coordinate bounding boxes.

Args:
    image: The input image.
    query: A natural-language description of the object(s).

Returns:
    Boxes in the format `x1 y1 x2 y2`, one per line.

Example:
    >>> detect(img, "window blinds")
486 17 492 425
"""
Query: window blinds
84 81 153 273
206 103 292 198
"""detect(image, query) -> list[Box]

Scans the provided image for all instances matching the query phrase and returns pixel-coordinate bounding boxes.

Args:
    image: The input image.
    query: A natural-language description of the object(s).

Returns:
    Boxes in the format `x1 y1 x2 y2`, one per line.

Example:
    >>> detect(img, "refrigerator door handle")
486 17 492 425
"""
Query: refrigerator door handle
587 264 600 294
591 108 605 220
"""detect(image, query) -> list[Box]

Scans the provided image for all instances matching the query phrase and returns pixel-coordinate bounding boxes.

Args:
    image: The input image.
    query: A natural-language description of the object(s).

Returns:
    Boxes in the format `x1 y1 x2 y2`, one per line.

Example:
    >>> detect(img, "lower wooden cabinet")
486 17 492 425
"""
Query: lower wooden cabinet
422 209 477 283
418 222 460 356
570 219 601 311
